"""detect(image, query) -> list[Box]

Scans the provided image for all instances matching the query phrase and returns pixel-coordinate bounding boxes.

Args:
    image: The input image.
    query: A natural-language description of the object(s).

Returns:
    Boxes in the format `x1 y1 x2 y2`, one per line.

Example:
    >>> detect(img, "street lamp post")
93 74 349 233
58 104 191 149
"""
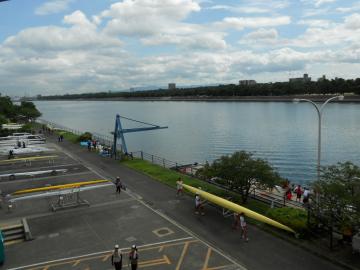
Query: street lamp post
293 95 344 181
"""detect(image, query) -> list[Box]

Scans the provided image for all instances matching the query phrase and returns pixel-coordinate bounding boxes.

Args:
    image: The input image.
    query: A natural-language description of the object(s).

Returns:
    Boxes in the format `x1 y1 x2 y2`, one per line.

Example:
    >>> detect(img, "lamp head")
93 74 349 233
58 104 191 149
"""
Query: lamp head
338 95 344 101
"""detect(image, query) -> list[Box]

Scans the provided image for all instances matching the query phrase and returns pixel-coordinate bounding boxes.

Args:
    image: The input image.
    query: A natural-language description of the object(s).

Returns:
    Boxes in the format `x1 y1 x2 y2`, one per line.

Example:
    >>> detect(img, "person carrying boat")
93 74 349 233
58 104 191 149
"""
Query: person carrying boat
176 177 184 196
195 192 205 215
240 213 249 242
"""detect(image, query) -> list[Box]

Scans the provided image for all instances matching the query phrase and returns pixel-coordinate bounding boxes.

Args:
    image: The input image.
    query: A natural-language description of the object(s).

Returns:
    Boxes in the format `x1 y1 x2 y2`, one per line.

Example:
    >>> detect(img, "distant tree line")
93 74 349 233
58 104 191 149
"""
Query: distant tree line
39 77 360 100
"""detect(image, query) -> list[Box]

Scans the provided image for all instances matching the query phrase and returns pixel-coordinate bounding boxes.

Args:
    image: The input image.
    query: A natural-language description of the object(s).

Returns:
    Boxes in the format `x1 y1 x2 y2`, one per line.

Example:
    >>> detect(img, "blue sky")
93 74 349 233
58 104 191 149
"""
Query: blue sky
0 0 360 96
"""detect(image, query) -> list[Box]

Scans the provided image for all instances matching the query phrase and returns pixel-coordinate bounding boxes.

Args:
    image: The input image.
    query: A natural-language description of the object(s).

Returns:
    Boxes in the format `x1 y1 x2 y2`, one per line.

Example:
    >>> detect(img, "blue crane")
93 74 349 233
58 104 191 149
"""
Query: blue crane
112 114 167 156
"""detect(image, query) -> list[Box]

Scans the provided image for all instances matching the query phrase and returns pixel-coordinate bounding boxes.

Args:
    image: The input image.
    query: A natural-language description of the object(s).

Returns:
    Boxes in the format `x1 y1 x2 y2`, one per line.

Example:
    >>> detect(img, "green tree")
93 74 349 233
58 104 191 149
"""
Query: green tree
17 101 41 121
198 151 280 203
311 162 360 246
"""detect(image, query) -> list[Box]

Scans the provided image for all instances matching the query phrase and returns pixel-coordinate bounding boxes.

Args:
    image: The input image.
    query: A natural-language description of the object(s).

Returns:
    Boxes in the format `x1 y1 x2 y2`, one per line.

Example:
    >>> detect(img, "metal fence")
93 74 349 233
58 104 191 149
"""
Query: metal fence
38 119 114 147
130 150 183 169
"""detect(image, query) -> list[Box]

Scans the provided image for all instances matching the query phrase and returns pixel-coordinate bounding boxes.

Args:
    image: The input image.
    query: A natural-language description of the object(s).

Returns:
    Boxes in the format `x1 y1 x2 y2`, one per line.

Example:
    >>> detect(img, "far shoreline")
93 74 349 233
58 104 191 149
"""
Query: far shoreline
36 95 360 103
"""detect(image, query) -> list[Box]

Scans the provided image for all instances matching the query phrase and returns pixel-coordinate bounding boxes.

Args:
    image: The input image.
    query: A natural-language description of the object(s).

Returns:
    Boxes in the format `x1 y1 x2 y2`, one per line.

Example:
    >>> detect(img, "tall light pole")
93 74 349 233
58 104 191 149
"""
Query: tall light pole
293 95 344 181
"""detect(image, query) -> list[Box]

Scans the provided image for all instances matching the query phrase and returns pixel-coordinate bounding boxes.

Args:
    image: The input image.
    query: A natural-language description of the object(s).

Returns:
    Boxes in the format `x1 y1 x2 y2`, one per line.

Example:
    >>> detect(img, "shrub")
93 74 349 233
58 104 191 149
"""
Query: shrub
78 132 92 142
267 207 308 236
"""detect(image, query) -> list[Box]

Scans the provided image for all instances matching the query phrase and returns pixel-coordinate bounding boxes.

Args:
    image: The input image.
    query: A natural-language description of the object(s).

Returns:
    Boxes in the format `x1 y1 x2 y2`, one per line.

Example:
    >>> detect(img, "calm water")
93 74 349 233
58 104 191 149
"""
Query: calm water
34 100 360 184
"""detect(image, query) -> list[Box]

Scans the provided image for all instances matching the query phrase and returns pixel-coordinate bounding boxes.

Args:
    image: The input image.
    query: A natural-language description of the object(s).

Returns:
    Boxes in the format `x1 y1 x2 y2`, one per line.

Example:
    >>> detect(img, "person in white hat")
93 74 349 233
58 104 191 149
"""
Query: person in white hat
111 244 122 270
128 244 138 270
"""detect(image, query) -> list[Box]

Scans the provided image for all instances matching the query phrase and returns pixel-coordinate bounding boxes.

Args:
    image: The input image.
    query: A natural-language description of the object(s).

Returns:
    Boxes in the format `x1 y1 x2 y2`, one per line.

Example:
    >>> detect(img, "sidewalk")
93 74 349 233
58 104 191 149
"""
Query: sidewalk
51 134 359 270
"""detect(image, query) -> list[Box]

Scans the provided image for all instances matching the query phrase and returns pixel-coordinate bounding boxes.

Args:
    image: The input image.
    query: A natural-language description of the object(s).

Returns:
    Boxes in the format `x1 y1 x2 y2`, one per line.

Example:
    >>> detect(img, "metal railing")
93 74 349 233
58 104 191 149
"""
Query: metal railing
38 119 114 147
130 150 182 169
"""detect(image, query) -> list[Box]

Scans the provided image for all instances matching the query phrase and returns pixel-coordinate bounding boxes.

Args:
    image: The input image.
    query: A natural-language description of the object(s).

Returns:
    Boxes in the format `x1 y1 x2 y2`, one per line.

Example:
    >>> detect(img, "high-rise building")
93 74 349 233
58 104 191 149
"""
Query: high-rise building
289 74 311 83
239 80 257 86
168 83 176 90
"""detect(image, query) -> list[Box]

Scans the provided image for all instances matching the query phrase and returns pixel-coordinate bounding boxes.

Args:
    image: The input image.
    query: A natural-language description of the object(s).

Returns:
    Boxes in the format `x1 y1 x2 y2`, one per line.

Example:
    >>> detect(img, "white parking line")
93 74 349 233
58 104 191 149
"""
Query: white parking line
7 237 193 270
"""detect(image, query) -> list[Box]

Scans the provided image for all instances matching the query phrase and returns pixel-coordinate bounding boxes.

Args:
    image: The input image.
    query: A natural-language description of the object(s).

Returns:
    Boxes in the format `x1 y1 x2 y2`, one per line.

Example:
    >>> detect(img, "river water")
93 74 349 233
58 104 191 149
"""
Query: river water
34 100 360 185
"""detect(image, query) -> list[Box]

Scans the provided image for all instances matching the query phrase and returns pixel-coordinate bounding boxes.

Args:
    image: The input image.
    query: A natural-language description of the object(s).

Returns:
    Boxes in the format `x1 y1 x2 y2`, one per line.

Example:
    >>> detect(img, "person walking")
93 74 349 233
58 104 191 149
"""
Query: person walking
195 192 205 216
128 245 138 270
8 149 14 159
111 244 123 270
87 140 91 151
115 177 122 194
240 213 249 242
232 212 240 230
176 177 183 196
295 185 302 202
303 187 310 204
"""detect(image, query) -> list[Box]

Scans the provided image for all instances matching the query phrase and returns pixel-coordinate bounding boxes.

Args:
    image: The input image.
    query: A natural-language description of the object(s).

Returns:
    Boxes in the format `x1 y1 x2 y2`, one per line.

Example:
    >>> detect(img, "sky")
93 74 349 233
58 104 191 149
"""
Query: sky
0 0 360 96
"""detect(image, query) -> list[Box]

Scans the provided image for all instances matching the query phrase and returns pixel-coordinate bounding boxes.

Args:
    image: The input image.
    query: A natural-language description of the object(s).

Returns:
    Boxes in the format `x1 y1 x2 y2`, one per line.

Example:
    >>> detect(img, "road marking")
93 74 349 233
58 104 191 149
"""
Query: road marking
207 265 235 270
8 237 193 270
4 239 24 246
72 260 80 266
102 254 111 262
202 247 213 270
175 241 190 270
139 255 171 268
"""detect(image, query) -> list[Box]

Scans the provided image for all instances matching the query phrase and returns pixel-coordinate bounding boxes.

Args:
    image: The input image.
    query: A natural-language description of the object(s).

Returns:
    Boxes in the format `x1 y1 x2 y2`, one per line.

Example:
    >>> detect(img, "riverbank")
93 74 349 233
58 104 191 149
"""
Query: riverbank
37 94 360 102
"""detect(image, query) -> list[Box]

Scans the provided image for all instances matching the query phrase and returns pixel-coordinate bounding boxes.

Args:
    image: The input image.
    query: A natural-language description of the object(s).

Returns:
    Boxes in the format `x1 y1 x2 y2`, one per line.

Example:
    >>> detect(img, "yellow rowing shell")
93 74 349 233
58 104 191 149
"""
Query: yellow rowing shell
13 179 110 195
182 184 295 234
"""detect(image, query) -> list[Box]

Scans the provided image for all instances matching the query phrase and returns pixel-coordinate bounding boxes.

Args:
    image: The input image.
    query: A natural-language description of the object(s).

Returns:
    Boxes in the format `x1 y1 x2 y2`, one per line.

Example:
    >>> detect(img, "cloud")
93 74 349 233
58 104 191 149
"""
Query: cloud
291 13 360 48
314 0 336 7
141 32 227 50
216 16 291 30
101 0 200 36
297 19 332 28
344 13 360 30
3 11 122 52
206 1 289 14
336 3 360 13
207 5 270 14
35 0 73 16
239 28 279 46
97 0 226 49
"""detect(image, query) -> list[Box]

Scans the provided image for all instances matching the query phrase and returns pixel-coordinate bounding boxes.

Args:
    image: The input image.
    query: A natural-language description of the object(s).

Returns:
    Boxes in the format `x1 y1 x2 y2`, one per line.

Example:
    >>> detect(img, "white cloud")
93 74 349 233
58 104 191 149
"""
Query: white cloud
217 16 291 30
290 13 360 48
207 1 289 14
207 5 269 14
98 0 226 49
297 19 332 28
239 28 279 47
336 3 360 13
35 0 73 16
3 11 122 52
314 0 336 7
101 0 200 36
344 13 360 30
141 32 227 50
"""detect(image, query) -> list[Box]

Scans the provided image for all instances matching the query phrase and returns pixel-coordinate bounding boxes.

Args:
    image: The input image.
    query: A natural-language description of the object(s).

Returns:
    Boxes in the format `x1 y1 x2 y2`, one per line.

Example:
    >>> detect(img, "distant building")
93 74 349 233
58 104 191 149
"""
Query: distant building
168 83 176 90
317 75 326 82
239 80 257 86
289 74 311 83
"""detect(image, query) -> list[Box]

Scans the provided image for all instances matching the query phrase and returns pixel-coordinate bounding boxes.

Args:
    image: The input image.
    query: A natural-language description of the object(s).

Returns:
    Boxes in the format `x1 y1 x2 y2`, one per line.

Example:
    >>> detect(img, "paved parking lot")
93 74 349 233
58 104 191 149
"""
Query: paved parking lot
0 141 243 270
